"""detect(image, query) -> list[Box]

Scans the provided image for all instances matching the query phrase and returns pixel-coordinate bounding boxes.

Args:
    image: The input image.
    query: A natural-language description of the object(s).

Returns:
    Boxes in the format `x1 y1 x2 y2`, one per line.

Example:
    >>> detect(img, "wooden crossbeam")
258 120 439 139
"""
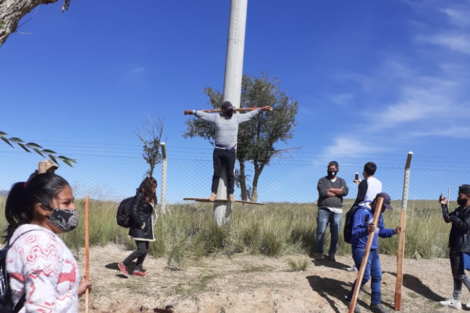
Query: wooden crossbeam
183 197 263 205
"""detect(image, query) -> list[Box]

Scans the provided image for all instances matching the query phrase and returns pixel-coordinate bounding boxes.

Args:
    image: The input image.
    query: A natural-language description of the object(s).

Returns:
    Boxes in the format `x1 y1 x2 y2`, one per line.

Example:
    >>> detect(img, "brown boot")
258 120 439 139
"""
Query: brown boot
228 194 236 202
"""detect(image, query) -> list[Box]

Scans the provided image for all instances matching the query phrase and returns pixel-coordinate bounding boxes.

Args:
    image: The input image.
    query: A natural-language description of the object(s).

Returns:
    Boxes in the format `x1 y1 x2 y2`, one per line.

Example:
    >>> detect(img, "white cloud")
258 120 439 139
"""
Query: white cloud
336 73 374 92
412 126 470 138
127 66 146 75
441 8 470 27
323 137 386 157
424 32 470 54
329 93 354 106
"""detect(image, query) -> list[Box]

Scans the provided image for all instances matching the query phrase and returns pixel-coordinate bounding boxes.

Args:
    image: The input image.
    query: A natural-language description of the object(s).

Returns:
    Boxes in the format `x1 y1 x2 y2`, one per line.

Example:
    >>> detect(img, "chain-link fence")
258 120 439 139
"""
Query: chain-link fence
1 144 469 207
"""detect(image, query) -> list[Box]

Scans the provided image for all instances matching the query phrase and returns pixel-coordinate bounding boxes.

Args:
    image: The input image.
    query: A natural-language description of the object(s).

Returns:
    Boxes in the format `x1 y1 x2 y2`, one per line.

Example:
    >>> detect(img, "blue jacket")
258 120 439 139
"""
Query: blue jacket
351 202 395 249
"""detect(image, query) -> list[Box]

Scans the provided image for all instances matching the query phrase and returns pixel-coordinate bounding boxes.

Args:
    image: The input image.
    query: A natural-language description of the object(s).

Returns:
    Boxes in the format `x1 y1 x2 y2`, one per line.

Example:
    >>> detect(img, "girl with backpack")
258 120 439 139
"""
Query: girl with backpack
118 176 157 277
4 173 92 313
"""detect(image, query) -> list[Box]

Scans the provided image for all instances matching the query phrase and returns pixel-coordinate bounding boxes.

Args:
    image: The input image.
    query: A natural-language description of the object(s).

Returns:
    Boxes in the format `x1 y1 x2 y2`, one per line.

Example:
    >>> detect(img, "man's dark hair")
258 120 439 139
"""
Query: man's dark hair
364 162 377 176
328 161 339 169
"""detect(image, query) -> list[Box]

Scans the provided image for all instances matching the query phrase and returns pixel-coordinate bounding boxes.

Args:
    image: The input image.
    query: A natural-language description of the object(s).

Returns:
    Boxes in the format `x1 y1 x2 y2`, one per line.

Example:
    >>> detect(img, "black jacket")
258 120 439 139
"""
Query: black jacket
128 190 155 241
442 204 470 253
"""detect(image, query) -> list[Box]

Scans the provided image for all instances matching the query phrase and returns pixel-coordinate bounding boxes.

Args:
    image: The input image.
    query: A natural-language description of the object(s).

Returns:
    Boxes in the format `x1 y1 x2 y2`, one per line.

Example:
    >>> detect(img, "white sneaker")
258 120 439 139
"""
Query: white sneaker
440 298 462 310
465 298 470 309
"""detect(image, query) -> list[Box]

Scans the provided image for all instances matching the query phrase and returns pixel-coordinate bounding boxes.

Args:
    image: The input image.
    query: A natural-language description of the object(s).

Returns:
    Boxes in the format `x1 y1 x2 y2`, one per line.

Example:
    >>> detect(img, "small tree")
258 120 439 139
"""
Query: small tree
183 72 299 202
0 131 76 166
137 115 166 177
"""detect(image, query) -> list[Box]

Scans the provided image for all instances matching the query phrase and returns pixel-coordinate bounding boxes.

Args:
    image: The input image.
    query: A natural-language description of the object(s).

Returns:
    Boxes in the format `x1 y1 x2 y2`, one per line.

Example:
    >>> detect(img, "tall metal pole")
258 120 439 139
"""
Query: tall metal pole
394 151 413 311
160 142 167 214
213 0 248 226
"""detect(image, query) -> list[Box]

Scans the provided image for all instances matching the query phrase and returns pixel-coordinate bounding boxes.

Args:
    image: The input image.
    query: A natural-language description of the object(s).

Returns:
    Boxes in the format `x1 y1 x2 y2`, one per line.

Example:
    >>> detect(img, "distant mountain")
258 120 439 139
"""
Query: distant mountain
0 190 8 196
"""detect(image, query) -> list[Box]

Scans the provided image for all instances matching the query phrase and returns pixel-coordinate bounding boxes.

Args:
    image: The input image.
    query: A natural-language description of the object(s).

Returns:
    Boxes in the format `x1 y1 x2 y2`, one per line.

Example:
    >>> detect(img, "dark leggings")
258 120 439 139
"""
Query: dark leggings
450 249 470 300
123 240 149 271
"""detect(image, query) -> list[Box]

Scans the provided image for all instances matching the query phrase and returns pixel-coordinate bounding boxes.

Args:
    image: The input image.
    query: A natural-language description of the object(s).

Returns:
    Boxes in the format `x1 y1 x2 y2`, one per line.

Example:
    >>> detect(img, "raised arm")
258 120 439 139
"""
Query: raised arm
184 109 217 123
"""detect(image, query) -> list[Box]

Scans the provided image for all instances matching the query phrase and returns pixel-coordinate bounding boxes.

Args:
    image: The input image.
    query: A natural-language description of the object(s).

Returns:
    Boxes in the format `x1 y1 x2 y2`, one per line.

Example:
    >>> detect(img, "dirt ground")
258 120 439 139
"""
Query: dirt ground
77 244 463 313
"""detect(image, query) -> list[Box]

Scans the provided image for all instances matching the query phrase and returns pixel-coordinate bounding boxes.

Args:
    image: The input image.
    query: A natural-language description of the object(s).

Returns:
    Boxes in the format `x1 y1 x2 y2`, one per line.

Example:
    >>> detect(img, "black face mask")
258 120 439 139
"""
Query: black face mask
327 171 337 178
457 198 468 206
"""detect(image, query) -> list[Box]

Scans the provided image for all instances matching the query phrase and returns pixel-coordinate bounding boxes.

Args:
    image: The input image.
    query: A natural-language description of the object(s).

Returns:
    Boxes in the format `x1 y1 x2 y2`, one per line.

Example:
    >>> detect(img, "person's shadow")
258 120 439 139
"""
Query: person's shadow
306 275 370 313
311 258 351 271
105 262 131 279
384 271 445 302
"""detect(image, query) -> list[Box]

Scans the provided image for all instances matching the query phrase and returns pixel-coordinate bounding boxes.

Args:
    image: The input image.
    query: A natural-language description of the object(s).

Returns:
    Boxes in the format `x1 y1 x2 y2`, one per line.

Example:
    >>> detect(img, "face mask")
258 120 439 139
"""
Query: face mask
46 206 80 232
457 198 468 207
327 171 337 178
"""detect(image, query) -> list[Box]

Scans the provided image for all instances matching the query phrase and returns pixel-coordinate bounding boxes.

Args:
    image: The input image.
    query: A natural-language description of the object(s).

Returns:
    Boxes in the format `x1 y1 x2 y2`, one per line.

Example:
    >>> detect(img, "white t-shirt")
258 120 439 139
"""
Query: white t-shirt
365 176 382 201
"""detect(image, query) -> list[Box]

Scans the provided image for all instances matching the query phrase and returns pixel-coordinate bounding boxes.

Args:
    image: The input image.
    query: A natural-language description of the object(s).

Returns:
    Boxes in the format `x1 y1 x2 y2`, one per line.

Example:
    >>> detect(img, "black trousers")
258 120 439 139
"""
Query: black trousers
123 240 149 271
212 148 236 194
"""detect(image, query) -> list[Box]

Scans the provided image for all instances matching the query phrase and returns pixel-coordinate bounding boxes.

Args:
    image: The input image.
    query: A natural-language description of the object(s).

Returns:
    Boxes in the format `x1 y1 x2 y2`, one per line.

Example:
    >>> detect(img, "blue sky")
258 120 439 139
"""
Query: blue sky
1 0 470 202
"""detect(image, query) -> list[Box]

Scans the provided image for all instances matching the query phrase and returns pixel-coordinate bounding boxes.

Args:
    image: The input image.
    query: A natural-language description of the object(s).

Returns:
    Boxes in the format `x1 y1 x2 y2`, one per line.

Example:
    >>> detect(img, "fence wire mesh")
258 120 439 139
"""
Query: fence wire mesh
1 144 468 207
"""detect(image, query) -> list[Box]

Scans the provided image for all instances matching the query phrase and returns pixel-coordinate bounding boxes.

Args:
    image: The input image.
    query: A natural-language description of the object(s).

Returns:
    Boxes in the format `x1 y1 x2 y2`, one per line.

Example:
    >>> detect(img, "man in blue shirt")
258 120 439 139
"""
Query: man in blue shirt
345 192 402 313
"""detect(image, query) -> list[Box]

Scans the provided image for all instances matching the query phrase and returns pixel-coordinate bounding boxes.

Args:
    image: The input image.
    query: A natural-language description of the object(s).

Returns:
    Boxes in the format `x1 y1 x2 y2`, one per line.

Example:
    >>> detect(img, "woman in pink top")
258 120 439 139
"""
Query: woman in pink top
5 173 92 312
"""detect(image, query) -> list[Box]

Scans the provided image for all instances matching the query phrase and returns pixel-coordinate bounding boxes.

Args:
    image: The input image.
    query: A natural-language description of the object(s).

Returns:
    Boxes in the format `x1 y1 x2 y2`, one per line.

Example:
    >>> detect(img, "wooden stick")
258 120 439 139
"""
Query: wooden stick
394 151 413 311
349 197 384 313
200 107 259 113
85 195 90 313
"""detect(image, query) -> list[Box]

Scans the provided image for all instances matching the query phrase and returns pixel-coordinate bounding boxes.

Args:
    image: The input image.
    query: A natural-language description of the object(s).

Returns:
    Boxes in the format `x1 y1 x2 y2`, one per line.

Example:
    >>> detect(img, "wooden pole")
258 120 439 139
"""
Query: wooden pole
201 107 259 113
394 152 413 311
349 197 384 313
85 195 90 313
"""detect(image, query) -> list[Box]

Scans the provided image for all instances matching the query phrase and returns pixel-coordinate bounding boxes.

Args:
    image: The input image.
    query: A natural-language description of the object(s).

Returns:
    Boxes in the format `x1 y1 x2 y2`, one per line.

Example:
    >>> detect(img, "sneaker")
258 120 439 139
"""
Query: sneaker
118 262 129 277
440 298 462 310
133 270 150 277
228 194 236 202
328 253 336 262
345 301 361 313
209 193 217 201
314 252 324 260
466 297 470 309
370 304 390 313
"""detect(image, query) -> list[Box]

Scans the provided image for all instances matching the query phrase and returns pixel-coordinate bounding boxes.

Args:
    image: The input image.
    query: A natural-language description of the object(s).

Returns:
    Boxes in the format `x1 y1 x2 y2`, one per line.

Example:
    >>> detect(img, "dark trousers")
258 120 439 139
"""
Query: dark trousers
123 240 149 271
212 148 236 194
449 249 470 300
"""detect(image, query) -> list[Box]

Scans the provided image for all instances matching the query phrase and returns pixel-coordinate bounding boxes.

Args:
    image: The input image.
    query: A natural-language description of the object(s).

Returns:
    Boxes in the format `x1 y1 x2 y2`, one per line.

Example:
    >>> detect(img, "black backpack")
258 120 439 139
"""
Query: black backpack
116 197 135 228
1 230 40 313
343 206 369 244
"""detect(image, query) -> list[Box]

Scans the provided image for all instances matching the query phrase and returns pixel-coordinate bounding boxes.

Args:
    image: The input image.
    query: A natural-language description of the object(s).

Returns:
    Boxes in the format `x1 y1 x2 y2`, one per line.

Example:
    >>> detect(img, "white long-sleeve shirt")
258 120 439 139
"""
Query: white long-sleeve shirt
194 109 260 149
6 224 80 313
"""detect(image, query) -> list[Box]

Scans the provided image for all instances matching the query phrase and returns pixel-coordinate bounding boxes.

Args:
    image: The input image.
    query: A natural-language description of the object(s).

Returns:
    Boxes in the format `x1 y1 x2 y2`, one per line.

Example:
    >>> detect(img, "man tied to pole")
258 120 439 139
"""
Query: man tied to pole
184 101 272 202
438 184 470 310
345 192 403 313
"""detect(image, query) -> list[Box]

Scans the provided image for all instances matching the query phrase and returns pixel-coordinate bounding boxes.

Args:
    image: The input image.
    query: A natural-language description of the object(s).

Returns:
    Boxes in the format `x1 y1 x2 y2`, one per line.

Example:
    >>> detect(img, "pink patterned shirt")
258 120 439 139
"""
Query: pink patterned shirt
6 224 80 313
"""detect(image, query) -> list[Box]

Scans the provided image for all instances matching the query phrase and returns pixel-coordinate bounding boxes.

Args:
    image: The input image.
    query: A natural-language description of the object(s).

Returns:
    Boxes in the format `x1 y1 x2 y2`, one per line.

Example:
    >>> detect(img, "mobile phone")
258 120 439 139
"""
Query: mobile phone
354 172 359 180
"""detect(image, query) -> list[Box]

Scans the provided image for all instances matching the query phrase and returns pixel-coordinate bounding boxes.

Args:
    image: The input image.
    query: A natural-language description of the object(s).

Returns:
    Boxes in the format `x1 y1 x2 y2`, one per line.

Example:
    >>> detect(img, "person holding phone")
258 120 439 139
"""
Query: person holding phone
352 162 382 208
438 185 470 310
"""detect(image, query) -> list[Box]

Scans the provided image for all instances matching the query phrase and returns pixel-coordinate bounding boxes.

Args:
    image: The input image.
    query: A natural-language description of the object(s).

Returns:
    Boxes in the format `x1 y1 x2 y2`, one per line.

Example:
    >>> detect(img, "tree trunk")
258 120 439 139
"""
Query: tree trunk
0 0 61 47
251 168 262 204
238 159 249 201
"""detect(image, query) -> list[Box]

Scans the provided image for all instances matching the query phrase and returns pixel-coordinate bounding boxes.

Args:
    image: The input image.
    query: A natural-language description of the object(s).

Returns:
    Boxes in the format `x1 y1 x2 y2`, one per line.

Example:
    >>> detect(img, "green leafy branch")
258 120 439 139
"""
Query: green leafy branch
0 131 77 167
0 20 4 29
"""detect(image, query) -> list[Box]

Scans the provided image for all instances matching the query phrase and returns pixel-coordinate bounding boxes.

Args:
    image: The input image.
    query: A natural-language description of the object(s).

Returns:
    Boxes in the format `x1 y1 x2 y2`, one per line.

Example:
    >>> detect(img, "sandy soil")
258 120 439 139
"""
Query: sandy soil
77 244 462 313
